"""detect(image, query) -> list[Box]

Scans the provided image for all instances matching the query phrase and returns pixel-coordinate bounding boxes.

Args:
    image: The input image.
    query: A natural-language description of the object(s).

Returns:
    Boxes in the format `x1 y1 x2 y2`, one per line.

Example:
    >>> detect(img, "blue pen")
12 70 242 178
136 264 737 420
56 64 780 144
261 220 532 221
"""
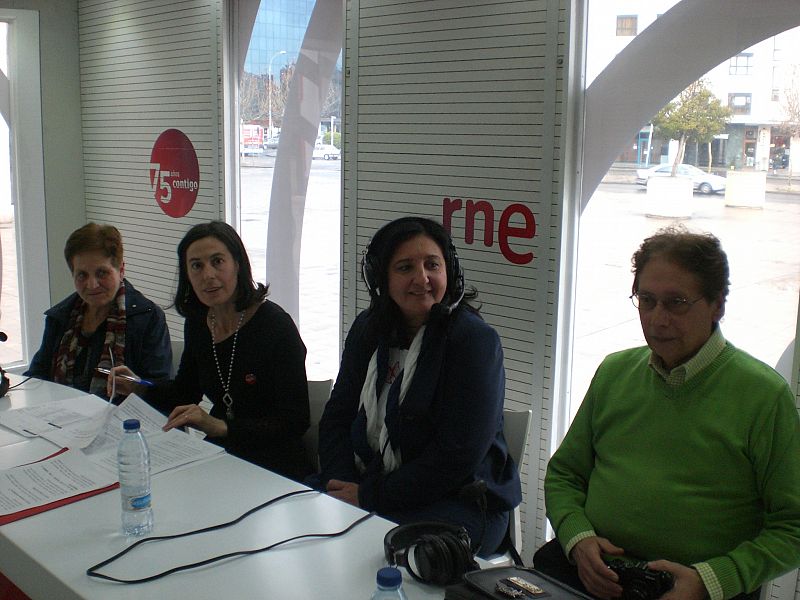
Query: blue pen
95 367 156 387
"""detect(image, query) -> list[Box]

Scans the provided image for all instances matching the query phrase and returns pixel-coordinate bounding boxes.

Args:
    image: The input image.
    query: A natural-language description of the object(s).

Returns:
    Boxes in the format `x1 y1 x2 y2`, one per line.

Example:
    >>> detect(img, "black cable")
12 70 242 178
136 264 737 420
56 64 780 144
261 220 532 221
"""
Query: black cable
9 376 33 389
86 489 375 584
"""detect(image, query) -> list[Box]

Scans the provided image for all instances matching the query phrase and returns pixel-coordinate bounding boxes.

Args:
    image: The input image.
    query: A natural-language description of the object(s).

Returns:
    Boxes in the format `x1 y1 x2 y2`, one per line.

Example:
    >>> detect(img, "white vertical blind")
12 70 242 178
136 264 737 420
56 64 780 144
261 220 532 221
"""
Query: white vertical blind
78 0 224 339
343 0 568 555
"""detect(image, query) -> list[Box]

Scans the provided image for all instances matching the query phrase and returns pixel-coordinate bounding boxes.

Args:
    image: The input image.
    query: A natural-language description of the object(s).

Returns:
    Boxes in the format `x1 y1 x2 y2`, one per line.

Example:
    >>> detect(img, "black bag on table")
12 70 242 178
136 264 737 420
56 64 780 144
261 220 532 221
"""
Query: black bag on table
445 566 593 600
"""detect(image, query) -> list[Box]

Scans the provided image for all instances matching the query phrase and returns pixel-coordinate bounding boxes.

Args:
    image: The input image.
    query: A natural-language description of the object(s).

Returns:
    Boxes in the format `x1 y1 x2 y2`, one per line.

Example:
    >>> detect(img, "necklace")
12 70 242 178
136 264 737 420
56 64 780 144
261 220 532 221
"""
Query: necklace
210 309 245 420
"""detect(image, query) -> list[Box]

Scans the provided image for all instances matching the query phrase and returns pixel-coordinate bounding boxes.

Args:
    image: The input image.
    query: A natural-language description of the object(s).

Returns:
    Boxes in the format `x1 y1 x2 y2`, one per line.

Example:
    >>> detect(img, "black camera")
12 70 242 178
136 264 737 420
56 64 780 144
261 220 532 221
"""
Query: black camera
606 559 674 600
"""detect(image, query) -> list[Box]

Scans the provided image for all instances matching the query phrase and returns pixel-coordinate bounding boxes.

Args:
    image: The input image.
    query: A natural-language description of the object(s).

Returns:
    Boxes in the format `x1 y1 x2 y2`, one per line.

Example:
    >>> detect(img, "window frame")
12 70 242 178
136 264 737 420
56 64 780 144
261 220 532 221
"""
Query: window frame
616 15 638 37
0 10 50 371
728 52 753 75
728 92 753 115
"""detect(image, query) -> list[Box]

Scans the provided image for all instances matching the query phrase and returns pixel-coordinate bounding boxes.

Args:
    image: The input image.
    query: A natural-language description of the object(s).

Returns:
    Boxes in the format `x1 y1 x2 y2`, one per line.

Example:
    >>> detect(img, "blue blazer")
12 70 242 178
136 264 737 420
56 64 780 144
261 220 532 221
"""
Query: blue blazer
319 306 521 514
25 279 172 391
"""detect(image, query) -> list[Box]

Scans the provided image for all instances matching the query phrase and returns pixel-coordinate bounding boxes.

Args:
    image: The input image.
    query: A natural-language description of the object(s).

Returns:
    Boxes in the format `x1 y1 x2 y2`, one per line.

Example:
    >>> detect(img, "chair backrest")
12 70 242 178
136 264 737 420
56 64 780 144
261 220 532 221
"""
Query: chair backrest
502 409 532 556
775 338 795 384
503 409 532 473
303 379 333 470
170 340 184 378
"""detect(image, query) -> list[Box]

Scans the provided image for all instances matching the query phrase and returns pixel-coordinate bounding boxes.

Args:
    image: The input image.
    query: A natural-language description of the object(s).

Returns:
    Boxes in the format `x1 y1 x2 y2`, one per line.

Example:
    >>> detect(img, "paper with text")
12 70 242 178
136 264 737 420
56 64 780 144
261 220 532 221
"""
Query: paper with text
0 397 109 444
82 394 224 476
0 448 116 516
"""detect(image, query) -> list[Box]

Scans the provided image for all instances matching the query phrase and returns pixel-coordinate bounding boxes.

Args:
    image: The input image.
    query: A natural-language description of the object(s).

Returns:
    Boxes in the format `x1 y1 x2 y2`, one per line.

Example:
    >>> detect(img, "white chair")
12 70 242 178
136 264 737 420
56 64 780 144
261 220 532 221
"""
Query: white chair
302 379 333 470
487 408 533 566
774 338 795 384
170 339 184 379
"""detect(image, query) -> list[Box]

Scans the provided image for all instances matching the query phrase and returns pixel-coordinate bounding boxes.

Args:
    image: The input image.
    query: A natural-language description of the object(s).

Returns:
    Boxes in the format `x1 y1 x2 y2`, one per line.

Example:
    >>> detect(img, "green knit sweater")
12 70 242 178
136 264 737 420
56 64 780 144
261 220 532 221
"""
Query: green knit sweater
545 342 800 599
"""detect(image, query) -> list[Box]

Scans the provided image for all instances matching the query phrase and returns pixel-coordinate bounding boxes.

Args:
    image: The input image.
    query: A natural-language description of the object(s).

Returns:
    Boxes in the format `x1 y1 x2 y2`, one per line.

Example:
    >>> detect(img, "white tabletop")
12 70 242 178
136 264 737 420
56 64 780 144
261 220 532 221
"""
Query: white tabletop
0 376 449 599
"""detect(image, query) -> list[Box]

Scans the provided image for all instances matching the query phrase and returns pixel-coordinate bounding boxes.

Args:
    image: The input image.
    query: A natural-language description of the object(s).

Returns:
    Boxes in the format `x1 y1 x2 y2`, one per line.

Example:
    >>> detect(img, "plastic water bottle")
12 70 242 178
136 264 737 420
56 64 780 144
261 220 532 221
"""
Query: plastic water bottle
370 567 408 599
117 419 153 536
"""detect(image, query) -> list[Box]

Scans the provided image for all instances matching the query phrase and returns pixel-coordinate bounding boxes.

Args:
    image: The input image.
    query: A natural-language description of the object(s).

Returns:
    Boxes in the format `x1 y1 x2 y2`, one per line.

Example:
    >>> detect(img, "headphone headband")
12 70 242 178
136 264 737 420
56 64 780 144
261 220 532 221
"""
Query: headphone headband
383 521 477 585
361 218 465 313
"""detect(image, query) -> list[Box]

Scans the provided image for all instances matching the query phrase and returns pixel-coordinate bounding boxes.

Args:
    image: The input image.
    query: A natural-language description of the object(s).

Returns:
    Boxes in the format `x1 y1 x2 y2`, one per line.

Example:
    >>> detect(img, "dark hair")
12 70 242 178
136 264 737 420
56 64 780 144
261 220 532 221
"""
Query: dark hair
631 225 730 305
174 221 268 318
362 216 476 342
64 223 123 271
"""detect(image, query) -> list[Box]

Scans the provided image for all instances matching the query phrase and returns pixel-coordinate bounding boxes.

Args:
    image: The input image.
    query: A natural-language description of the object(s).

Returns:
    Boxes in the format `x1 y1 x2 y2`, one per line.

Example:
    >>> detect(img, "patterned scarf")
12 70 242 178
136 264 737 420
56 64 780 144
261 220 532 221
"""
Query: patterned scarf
353 325 426 474
52 281 127 397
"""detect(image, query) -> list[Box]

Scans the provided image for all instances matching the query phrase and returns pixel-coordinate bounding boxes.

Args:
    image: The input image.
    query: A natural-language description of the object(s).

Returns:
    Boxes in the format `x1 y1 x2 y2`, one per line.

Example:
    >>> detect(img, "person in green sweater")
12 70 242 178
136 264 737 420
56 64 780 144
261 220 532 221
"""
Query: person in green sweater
536 226 800 600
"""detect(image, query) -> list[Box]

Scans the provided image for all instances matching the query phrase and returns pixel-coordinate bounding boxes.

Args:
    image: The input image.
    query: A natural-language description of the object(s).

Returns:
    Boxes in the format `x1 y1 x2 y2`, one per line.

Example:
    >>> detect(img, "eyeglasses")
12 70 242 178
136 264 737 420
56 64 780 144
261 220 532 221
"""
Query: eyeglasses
629 292 704 315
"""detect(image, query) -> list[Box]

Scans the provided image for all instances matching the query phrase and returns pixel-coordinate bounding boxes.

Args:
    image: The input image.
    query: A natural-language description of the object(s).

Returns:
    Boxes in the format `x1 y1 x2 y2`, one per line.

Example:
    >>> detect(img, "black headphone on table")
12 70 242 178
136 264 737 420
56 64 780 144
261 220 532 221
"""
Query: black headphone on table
361 217 466 316
383 521 479 586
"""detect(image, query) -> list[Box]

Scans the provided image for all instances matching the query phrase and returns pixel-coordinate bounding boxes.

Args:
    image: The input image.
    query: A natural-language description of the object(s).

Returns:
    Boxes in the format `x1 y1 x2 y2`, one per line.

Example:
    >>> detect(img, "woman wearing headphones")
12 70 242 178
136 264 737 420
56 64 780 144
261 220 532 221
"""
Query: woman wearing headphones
317 216 521 557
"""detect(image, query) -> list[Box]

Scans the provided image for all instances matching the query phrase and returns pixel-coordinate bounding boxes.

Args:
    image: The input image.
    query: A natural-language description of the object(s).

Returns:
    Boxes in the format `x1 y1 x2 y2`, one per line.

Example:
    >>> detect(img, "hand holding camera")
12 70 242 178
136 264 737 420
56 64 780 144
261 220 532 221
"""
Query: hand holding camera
605 559 674 600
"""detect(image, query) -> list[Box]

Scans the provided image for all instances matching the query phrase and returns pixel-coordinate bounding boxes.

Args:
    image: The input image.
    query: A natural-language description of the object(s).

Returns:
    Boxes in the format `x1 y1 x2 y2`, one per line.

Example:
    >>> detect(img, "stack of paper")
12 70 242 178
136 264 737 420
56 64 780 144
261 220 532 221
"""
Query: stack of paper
0 394 224 523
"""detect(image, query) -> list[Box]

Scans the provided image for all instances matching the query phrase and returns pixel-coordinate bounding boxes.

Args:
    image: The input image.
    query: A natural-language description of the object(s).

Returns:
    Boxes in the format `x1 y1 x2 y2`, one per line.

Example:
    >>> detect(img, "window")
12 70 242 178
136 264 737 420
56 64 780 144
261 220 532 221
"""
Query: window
728 93 752 115
573 12 800 447
773 37 783 61
235 1 343 382
728 53 752 75
0 13 49 371
616 15 637 36
771 66 781 101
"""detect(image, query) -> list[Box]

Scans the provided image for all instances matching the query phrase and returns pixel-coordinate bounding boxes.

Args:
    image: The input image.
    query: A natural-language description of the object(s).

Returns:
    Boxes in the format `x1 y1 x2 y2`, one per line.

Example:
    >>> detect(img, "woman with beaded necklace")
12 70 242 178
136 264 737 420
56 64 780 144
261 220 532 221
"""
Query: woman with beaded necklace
109 221 311 481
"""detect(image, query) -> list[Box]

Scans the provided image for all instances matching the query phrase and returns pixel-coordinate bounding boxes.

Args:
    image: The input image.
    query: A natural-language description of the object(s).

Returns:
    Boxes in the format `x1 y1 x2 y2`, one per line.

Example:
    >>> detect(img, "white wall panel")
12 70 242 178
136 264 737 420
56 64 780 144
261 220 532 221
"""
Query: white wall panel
78 0 223 339
344 0 568 557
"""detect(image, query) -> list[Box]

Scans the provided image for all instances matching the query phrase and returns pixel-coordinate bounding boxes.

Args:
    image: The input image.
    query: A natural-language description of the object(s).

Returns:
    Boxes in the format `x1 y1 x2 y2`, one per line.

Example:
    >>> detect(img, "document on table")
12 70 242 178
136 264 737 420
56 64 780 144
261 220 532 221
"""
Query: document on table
0 395 110 446
0 394 224 522
0 393 222 474
82 394 224 477
0 448 118 524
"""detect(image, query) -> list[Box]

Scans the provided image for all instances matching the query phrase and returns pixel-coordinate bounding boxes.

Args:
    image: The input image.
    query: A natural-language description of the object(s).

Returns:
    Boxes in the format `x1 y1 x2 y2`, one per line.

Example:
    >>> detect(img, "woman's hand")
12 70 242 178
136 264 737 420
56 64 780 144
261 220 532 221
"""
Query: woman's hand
647 560 707 600
105 366 141 398
163 404 228 438
571 536 625 599
326 479 360 507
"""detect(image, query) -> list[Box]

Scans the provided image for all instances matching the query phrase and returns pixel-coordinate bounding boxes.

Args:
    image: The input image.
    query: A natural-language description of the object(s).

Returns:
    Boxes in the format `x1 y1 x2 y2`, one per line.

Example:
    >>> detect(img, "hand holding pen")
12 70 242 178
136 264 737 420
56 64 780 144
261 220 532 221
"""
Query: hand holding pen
101 366 154 398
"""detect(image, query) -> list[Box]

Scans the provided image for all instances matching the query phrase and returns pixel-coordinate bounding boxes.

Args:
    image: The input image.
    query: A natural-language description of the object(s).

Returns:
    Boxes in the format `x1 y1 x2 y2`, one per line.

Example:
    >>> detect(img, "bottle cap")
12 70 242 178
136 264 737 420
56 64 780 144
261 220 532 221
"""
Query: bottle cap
123 419 141 431
376 566 402 588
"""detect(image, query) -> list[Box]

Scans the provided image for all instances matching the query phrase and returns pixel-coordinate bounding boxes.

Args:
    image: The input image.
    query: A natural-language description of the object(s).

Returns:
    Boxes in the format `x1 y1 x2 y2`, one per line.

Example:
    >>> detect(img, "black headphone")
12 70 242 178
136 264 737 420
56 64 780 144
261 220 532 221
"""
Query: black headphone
361 217 466 315
383 521 479 586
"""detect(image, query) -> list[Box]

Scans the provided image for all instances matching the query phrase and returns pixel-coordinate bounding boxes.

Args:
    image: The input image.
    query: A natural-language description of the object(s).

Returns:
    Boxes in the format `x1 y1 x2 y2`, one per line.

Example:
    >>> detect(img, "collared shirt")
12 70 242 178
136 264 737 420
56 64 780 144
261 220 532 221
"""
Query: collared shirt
649 325 726 386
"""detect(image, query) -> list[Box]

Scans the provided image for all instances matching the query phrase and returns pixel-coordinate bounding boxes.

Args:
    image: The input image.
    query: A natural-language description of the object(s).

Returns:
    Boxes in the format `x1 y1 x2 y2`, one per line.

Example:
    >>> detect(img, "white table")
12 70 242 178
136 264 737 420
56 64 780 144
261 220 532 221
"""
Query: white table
0 376 449 599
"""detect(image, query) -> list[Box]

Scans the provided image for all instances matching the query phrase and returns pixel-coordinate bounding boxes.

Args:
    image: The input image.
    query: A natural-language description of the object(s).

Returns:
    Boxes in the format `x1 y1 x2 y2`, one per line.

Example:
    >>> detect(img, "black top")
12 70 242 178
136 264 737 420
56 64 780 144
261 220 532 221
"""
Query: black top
146 300 311 481
319 307 521 514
